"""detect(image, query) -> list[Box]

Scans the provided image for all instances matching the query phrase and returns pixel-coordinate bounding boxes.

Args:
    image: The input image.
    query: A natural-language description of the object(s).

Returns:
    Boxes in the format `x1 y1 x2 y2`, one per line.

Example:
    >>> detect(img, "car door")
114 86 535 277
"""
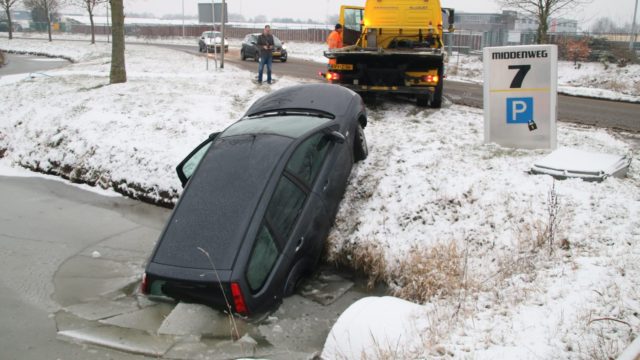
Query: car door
175 132 220 187
250 35 259 57
312 124 353 221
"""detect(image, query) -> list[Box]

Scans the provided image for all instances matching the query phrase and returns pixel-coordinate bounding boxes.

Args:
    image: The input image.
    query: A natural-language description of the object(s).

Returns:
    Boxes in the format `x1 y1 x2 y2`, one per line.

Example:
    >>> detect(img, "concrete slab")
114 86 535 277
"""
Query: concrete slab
57 326 176 357
99 303 174 333
64 298 140 321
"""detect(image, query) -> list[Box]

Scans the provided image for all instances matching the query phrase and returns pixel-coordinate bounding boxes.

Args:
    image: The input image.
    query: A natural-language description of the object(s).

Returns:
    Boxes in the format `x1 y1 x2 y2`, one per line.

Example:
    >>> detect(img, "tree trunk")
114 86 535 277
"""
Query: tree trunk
537 8 549 44
109 0 126 84
89 10 95 44
5 8 13 40
45 1 52 42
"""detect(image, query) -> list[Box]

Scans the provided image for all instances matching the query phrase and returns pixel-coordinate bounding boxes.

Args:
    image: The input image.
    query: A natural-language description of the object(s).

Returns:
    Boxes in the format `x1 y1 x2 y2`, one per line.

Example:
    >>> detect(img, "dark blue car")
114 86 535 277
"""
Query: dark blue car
142 84 368 317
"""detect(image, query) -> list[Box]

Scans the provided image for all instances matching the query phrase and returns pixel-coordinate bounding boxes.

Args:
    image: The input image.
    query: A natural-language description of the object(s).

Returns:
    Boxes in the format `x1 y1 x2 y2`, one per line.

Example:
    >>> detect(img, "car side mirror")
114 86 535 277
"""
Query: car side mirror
328 130 346 144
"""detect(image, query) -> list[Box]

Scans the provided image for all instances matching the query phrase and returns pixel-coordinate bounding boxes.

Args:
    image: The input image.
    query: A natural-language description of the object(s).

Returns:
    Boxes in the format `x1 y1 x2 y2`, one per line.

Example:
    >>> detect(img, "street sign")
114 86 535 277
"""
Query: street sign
483 45 558 149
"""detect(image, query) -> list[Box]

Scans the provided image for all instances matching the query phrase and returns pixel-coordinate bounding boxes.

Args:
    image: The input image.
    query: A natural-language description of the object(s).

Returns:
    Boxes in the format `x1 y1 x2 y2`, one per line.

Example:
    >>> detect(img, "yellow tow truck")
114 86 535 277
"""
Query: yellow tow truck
323 0 455 107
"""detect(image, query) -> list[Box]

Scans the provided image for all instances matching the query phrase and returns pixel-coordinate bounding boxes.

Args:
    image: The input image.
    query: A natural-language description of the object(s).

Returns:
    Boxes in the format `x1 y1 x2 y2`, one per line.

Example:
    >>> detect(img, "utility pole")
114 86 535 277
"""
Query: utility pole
106 2 110 44
221 0 225 68
211 0 218 70
182 0 185 37
631 0 639 52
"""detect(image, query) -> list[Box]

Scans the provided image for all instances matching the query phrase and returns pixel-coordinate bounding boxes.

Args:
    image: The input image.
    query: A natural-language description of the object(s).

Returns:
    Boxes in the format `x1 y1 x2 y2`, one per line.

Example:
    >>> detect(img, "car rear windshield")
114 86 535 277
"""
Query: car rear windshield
220 115 330 139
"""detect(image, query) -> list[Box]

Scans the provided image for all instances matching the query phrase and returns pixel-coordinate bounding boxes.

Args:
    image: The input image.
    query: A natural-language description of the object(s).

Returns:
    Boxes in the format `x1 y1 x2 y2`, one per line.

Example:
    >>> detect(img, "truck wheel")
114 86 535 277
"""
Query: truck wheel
417 95 430 107
354 124 368 162
430 83 443 108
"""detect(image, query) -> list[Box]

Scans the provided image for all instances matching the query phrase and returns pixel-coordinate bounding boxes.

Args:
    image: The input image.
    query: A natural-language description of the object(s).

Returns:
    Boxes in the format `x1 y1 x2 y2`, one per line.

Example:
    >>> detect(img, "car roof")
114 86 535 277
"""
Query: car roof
244 84 358 119
152 134 294 271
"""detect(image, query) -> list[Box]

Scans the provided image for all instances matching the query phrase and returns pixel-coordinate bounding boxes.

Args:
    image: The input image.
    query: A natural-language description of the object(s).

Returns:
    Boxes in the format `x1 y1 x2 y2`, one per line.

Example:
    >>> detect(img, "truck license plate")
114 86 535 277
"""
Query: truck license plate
331 64 354 70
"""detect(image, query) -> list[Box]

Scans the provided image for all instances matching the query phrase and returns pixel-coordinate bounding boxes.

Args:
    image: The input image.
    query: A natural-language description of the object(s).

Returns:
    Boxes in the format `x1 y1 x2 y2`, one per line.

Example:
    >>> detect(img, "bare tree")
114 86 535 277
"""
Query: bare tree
72 0 106 44
498 0 591 44
0 0 20 40
24 0 61 42
109 0 125 83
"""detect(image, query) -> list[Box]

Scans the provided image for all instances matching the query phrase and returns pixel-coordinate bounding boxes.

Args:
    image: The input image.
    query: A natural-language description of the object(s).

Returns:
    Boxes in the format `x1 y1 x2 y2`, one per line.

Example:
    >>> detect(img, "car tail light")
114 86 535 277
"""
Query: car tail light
326 72 340 81
422 75 439 83
231 282 248 315
141 273 149 294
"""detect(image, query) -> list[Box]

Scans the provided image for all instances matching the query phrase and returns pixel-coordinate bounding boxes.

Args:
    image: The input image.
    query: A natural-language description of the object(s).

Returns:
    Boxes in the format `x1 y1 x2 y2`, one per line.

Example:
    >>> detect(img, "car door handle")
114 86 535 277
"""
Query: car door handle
322 179 330 192
295 237 304 253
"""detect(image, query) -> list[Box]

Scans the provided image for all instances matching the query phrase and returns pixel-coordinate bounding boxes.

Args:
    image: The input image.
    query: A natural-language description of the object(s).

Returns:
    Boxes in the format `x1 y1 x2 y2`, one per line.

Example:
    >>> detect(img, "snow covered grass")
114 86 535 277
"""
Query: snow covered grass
1 39 639 359
324 100 640 359
0 39 306 206
447 53 640 102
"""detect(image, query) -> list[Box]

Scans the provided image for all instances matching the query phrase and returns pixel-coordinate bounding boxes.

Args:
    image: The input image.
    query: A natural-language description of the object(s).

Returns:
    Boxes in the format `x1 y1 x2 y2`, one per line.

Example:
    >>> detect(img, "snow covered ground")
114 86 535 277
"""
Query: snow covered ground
1 39 639 359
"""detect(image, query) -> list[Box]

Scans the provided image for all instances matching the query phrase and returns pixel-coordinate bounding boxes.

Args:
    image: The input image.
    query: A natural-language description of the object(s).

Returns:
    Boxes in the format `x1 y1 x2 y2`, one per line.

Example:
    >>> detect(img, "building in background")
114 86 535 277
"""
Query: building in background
454 10 578 47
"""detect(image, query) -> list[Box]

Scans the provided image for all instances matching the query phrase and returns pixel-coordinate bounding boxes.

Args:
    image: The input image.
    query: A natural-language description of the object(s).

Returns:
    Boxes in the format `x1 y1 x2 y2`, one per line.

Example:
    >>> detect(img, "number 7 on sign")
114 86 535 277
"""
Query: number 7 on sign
508 65 531 88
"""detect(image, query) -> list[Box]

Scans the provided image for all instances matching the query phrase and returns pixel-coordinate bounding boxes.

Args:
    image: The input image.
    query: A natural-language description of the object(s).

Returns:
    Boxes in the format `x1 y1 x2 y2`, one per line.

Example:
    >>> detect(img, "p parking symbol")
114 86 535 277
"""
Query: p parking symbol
506 97 533 124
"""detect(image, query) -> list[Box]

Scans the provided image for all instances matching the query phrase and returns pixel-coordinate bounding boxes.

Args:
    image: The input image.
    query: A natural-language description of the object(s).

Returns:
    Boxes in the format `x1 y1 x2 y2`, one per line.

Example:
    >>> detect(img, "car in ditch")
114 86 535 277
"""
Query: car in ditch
141 84 368 317
240 33 288 62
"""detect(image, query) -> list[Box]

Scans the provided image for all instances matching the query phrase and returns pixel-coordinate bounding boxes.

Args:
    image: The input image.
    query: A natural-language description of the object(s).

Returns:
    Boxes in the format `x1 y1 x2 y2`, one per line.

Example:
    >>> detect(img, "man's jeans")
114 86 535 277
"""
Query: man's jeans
258 54 273 83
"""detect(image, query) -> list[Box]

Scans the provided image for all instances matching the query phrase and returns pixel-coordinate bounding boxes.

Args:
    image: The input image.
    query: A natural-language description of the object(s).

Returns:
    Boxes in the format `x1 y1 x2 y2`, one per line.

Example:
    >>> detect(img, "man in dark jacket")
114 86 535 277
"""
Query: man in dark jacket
257 25 275 84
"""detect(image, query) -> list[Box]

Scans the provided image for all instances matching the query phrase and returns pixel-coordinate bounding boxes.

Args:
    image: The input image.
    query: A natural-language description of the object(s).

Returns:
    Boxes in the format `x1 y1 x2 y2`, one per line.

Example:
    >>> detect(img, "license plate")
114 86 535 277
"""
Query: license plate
331 64 354 71
273 52 281 56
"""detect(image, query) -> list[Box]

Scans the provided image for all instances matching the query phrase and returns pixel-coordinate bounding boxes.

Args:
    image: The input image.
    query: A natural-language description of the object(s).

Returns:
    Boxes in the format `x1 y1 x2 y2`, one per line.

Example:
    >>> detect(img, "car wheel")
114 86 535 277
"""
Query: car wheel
281 56 287 63
430 82 443 109
354 124 368 162
254 54 259 62
283 261 309 297
241 49 246 60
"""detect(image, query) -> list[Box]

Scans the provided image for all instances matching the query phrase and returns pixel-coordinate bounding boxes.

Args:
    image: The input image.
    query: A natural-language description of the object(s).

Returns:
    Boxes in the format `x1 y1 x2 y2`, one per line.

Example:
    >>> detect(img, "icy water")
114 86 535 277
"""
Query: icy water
32 176 383 359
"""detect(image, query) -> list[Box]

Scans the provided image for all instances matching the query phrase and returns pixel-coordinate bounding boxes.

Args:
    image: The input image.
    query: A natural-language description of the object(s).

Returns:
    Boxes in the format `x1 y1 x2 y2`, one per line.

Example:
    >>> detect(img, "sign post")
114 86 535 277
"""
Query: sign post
483 45 557 149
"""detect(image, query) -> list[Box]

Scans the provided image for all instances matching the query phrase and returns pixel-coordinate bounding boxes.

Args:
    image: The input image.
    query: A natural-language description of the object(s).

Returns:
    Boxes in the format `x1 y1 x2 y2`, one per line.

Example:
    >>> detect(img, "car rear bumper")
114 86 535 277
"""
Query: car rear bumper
145 262 233 310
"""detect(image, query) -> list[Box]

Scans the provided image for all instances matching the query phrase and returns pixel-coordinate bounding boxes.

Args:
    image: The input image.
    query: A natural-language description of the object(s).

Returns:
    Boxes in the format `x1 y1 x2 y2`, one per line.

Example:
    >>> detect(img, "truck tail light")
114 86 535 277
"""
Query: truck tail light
231 282 248 315
422 75 439 83
326 72 340 81
141 273 150 294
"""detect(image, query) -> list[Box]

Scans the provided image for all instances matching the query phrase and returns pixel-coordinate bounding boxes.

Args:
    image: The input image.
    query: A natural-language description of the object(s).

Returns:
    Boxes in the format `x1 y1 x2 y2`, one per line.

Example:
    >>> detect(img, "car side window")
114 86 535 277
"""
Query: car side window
286 132 331 186
266 176 306 243
246 225 279 291
176 132 220 187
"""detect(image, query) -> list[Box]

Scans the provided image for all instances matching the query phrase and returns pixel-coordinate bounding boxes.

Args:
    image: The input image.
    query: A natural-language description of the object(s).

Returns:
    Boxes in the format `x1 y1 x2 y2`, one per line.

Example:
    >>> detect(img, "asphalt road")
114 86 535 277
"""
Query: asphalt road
159 44 640 133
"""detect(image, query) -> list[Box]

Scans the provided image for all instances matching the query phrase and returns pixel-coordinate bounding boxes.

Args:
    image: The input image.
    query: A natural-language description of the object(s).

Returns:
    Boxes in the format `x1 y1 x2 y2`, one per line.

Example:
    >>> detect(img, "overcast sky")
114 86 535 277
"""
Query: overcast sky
69 0 638 30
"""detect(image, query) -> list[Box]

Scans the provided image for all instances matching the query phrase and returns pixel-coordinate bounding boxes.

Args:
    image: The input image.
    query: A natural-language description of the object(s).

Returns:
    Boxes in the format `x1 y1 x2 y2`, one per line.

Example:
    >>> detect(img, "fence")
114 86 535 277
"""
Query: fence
22 21 640 56
64 23 332 43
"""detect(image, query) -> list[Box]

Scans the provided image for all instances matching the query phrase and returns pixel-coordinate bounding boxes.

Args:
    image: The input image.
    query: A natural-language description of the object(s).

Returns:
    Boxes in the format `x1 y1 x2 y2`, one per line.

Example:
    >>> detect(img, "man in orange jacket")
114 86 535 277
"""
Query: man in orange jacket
326 23 343 66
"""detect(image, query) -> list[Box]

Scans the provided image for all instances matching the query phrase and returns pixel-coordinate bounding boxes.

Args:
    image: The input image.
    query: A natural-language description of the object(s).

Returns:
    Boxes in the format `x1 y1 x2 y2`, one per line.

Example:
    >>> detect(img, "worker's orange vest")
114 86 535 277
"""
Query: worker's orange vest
327 31 343 65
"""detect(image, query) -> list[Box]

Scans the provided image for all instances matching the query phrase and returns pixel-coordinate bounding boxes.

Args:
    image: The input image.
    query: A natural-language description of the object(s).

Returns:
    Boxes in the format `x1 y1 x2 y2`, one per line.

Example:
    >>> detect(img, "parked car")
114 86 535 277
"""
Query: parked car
198 31 229 53
142 84 368 317
241 33 288 62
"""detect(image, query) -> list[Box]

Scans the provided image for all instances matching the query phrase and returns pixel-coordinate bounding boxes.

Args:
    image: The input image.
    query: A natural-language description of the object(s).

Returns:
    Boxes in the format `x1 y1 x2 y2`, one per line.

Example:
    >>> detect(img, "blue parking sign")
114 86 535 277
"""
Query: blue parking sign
506 97 534 124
